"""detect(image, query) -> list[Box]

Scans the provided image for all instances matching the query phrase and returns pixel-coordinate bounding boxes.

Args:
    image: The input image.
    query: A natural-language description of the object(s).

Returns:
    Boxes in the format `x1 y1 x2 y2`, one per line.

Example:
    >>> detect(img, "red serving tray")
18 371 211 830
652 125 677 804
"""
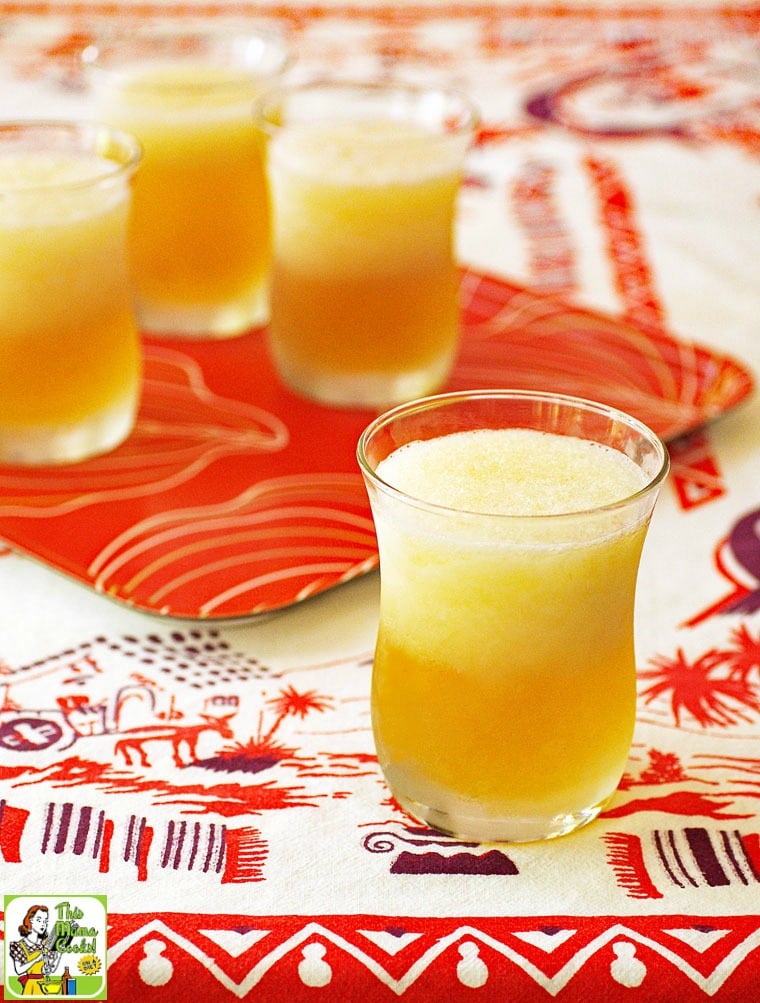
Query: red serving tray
0 269 753 620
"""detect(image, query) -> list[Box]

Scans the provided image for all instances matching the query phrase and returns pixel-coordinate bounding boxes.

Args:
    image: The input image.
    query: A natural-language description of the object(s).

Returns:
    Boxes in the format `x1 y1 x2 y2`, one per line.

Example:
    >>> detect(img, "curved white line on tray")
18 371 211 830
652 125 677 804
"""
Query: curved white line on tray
465 334 671 394
452 364 699 439
0 426 291 515
88 474 371 577
294 558 377 602
147 544 374 605
0 347 290 514
461 276 687 401
123 525 377 596
507 310 684 402
93 504 376 588
113 502 373 560
0 448 230 517
199 561 362 616
142 345 285 424
136 417 288 452
0 443 267 517
0 434 273 493
672 338 701 407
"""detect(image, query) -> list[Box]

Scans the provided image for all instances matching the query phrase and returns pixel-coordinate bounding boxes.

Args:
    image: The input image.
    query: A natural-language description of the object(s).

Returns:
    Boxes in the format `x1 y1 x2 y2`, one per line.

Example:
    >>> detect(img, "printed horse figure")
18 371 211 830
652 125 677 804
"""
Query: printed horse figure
114 713 235 767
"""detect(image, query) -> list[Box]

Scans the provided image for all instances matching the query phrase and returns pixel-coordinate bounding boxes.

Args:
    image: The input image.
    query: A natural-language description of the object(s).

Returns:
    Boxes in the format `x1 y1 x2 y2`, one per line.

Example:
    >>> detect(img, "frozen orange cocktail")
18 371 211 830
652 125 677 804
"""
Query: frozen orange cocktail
0 121 141 466
84 28 290 337
358 390 669 842
257 82 478 407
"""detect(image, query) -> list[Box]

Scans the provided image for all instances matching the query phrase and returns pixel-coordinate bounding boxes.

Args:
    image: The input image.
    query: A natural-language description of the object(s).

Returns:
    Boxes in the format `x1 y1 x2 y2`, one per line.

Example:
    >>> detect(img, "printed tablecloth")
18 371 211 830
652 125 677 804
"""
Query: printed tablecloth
1 4 759 1000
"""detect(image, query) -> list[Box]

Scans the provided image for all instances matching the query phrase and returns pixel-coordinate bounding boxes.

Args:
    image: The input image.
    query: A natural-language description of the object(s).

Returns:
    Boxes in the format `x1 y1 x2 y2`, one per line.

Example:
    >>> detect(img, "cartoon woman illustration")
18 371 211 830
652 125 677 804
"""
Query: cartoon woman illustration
8 904 61 995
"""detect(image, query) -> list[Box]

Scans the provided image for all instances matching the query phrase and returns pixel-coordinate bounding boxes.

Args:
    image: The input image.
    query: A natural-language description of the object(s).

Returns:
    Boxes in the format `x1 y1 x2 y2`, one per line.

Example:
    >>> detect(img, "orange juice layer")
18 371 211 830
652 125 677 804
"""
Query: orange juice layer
0 152 140 427
271 261 458 373
96 64 270 307
373 428 648 817
267 120 462 375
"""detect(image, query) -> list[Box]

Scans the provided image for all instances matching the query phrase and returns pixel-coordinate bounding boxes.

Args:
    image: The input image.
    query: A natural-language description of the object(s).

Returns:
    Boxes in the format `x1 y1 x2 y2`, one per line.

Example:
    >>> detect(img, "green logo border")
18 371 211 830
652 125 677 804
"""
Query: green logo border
3 895 107 1001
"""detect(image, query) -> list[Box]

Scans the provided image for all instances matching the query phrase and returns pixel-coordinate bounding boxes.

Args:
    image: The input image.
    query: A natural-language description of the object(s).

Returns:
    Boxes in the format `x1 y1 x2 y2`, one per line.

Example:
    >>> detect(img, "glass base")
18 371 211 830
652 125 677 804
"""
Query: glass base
0 395 137 466
137 285 268 339
393 790 612 844
271 351 455 410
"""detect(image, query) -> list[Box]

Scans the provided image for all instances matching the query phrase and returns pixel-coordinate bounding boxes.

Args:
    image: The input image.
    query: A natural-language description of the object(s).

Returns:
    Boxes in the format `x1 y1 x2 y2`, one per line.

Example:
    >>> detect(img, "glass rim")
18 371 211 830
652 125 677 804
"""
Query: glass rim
81 26 293 92
357 388 671 522
254 77 480 139
0 119 141 195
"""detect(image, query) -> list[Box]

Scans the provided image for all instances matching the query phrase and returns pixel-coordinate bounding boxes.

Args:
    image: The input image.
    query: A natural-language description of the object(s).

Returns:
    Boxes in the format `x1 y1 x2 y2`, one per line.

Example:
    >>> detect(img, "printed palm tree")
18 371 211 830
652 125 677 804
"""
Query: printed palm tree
259 685 334 744
196 685 334 773
639 646 760 728
722 624 760 684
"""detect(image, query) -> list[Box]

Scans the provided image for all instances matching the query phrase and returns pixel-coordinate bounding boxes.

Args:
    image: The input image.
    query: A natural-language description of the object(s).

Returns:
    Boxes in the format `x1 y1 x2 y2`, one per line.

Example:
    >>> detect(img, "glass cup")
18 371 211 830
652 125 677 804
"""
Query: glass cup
255 81 479 408
357 390 670 842
0 120 141 466
83 26 291 338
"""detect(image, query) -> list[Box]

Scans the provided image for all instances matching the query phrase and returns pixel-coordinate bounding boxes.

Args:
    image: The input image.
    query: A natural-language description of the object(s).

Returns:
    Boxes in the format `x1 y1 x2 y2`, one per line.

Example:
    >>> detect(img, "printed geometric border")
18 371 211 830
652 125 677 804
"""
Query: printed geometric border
97 913 760 1000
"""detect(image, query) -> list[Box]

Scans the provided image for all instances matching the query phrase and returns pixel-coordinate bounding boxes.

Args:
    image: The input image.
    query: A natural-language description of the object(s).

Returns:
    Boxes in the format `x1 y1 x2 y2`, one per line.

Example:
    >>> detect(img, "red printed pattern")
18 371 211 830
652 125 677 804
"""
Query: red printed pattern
66 912 760 1000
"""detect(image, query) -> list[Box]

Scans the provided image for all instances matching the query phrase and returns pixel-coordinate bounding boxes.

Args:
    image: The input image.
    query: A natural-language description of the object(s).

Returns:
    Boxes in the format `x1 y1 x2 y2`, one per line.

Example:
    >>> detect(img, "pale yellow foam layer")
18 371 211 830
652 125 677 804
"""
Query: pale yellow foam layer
0 152 125 226
269 120 465 185
0 151 118 190
376 427 646 516
102 62 262 114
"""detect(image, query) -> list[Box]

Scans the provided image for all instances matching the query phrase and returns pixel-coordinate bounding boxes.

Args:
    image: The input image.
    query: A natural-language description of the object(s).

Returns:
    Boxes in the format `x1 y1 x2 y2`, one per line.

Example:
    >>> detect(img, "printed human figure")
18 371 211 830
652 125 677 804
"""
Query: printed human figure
8 905 61 995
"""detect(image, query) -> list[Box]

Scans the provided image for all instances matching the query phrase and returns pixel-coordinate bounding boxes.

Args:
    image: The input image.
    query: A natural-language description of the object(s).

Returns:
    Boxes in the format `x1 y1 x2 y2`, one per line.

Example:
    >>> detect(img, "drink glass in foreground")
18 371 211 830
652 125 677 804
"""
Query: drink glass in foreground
0 121 141 466
358 390 669 842
256 81 478 408
83 27 291 337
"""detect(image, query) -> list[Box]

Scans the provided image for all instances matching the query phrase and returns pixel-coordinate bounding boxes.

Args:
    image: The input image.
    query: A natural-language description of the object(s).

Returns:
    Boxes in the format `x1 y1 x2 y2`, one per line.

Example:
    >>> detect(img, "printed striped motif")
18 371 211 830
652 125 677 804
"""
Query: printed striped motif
36 802 265 883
